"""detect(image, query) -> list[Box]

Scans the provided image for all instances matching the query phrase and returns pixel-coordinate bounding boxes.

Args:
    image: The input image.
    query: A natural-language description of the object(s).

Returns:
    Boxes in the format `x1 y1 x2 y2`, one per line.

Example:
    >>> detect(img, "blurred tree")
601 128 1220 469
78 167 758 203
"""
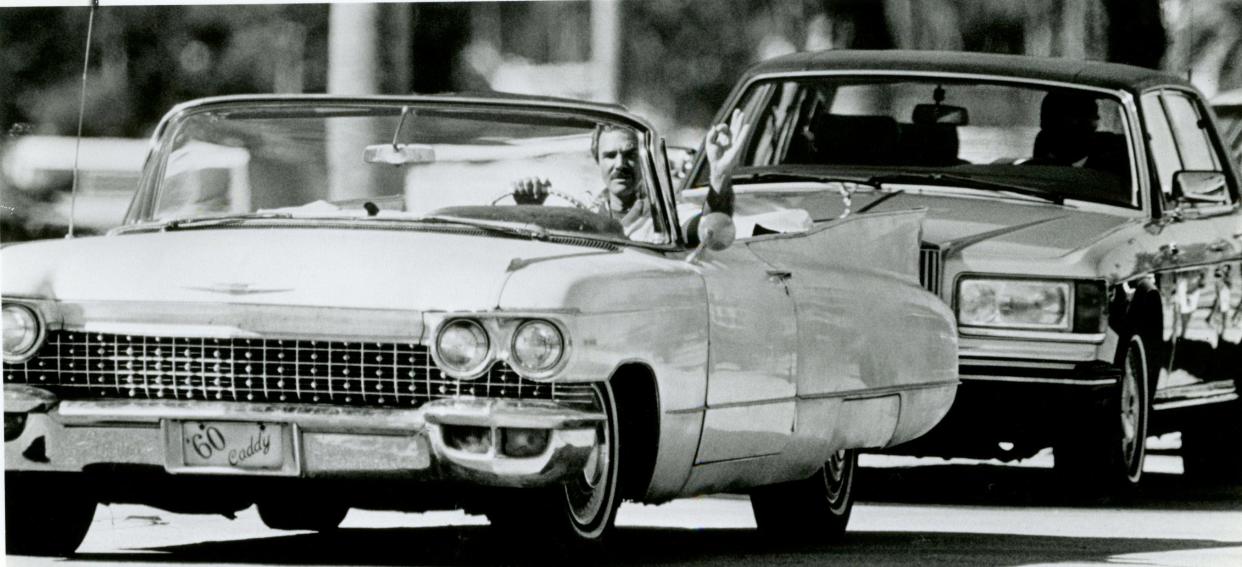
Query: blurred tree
1163 0 1242 98
0 5 331 139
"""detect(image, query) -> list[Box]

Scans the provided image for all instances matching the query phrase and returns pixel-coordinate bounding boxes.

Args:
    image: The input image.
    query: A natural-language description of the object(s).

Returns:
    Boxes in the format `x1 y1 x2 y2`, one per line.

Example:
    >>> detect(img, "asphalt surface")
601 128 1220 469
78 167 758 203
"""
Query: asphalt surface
5 445 1242 566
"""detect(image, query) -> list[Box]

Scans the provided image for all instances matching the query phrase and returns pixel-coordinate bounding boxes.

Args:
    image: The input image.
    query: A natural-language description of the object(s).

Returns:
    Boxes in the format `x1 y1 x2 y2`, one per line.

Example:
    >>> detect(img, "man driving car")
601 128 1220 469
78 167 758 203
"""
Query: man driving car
511 110 749 244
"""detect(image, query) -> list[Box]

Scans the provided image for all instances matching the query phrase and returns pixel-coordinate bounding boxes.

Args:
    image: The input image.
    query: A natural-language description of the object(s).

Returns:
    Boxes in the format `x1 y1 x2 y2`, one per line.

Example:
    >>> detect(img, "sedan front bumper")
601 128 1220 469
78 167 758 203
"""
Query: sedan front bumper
4 385 604 488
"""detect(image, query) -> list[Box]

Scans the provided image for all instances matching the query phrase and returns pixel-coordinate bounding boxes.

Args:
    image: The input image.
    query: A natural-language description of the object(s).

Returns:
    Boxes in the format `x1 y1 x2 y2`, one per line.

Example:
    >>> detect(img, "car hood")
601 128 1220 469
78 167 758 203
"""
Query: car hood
1 228 632 312
863 192 1135 259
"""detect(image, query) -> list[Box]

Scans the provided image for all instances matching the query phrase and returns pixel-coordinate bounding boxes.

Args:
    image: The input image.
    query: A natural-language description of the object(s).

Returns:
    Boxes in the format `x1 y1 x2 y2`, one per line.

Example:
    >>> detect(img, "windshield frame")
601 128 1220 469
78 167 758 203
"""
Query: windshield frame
122 95 683 249
685 70 1150 216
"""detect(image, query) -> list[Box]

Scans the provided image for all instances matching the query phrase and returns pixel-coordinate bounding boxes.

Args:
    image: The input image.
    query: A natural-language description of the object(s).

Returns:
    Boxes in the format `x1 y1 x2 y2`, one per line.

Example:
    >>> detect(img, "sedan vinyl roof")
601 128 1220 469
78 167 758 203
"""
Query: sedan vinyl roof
745 50 1188 93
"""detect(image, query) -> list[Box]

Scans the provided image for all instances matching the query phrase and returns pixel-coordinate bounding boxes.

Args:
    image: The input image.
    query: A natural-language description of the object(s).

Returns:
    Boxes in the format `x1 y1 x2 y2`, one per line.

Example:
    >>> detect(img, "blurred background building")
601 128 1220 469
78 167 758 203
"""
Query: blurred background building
2 0 1241 240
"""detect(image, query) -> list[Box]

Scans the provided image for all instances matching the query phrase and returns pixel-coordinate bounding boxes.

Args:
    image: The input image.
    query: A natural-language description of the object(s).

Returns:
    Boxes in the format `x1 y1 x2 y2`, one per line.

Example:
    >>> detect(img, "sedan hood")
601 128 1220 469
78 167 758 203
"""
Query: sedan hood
1 228 622 311
862 192 1134 259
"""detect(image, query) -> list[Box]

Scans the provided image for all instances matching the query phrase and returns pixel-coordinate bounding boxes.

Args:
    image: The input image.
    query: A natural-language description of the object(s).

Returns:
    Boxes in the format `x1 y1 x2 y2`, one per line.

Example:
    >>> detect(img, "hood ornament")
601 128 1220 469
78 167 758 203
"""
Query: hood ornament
185 283 293 296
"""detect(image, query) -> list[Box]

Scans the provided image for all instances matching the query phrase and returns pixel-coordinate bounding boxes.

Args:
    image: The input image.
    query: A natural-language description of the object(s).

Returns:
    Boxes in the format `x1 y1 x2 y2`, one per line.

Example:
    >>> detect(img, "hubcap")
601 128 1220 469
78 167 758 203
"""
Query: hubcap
1120 338 1146 478
565 386 612 528
823 449 851 512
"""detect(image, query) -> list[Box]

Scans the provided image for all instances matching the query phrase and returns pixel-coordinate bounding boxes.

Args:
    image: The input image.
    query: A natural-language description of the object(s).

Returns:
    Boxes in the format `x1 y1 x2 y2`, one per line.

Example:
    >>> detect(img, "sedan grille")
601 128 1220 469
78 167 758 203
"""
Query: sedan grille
4 331 595 408
919 244 942 296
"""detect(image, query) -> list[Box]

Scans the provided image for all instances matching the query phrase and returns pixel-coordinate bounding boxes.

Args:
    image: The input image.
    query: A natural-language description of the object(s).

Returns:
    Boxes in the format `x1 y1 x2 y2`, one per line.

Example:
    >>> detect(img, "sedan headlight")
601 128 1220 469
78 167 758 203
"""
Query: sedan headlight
511 320 564 374
958 278 1070 330
435 319 490 376
2 304 43 362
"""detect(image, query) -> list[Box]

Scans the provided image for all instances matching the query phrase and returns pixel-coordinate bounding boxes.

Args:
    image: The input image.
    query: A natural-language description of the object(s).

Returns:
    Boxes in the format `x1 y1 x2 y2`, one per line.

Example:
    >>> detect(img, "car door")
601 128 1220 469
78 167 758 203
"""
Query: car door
693 244 798 464
745 209 957 450
1141 90 1242 408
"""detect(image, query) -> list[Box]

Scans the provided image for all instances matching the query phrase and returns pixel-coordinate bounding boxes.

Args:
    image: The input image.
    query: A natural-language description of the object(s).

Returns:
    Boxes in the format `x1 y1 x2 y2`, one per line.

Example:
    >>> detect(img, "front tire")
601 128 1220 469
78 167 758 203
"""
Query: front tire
486 381 621 546
750 448 857 542
5 473 96 557
1055 334 1150 494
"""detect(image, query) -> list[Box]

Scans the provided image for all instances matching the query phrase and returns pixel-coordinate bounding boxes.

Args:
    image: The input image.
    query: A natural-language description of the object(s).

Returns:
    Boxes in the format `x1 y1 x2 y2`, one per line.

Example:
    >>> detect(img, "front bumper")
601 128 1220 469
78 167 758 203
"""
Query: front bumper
4 385 603 488
886 358 1121 459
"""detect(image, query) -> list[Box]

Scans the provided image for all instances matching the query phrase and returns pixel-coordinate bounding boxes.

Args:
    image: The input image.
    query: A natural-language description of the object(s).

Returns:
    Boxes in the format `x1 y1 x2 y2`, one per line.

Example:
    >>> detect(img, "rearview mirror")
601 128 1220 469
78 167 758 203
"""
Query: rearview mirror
912 104 969 126
364 144 436 166
1172 170 1229 207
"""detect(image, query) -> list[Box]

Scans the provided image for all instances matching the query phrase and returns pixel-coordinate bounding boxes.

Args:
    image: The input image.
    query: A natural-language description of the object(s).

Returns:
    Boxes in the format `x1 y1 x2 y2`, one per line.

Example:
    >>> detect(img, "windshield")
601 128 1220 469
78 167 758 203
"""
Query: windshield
693 77 1138 208
139 101 674 244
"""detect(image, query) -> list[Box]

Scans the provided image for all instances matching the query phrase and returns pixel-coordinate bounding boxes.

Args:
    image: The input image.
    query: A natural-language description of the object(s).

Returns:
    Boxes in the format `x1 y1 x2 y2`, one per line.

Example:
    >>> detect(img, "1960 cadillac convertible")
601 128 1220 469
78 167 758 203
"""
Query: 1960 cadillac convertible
689 50 1242 494
2 94 957 555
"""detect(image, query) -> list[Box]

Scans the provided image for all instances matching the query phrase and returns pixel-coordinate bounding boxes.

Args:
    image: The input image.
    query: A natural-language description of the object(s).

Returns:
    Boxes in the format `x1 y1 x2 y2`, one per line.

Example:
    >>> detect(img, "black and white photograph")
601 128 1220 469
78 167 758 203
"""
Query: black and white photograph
2 0 1241 565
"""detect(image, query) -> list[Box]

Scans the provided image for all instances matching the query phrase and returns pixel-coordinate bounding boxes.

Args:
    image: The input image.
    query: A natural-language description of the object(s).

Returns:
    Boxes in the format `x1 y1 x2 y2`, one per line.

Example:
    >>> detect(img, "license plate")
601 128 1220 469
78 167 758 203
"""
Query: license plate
179 421 285 470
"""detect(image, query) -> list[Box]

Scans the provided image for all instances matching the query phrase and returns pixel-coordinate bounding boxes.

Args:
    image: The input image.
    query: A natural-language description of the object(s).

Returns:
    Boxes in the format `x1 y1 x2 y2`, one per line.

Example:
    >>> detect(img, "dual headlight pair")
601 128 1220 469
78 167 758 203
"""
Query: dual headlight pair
434 318 566 379
957 277 1105 334
2 304 44 363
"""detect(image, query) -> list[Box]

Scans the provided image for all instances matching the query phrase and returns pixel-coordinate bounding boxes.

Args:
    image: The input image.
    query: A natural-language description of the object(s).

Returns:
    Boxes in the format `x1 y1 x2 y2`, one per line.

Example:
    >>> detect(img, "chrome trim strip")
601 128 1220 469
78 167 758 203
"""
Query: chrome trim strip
799 380 960 401
960 360 1078 370
693 380 961 410
960 327 1105 343
1154 393 1239 411
959 375 1116 386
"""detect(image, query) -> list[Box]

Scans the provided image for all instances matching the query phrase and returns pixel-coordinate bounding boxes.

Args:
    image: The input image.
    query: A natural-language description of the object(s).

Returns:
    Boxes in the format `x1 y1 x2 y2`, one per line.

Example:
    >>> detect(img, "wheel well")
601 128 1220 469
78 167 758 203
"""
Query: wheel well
610 363 659 501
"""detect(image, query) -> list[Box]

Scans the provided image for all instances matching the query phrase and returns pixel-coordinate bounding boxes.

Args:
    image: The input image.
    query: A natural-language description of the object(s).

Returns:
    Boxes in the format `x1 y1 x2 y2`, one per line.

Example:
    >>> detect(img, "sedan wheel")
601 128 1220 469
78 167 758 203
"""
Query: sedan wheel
486 381 621 547
4 473 96 557
750 448 857 541
1055 334 1150 494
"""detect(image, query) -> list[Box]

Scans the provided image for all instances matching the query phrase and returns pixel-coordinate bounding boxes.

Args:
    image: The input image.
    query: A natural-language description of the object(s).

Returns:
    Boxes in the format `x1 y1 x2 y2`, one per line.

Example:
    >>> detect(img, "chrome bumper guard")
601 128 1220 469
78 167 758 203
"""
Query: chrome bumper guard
4 385 604 488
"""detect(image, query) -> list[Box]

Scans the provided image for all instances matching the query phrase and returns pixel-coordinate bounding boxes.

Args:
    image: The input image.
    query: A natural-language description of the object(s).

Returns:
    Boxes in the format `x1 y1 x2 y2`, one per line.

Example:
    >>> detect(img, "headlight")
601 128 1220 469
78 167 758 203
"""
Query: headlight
958 278 1070 330
435 319 490 376
2 304 42 361
511 320 564 373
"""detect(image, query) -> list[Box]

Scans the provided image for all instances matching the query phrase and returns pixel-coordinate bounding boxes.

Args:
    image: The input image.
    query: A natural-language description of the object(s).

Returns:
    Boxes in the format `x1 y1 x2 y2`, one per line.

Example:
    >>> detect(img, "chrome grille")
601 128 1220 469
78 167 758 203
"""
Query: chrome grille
919 244 942 296
4 331 595 408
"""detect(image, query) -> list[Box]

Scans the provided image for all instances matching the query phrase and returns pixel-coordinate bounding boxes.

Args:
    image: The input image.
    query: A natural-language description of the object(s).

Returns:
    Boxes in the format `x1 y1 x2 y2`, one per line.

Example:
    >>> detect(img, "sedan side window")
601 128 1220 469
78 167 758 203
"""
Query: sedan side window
1164 93 1222 172
1142 92 1181 198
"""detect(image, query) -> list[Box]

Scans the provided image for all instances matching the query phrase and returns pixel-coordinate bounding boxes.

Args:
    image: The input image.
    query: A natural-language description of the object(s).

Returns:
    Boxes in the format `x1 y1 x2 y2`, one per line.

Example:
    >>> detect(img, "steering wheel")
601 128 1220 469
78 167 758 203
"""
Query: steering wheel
490 189 593 210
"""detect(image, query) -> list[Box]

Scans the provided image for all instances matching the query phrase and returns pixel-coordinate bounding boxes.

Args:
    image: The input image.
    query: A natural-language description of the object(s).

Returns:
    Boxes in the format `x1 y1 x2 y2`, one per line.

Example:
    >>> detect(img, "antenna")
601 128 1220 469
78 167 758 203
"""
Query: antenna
67 0 99 239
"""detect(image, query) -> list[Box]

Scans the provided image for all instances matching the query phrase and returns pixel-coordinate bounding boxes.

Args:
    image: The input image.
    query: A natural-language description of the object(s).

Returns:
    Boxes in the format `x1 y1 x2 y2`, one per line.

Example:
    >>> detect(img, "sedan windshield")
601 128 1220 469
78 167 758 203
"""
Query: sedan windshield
141 102 673 243
695 78 1138 208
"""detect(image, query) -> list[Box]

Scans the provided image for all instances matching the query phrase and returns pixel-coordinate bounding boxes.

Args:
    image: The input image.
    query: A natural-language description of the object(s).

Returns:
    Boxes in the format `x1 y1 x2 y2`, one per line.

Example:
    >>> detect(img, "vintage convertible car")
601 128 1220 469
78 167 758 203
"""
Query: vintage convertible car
2 94 957 555
688 50 1242 494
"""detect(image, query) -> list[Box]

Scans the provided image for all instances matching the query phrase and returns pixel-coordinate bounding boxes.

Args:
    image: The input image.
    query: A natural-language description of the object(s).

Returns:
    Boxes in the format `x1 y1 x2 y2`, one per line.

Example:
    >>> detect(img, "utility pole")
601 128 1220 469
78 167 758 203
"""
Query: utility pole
590 0 620 103
327 3 380 199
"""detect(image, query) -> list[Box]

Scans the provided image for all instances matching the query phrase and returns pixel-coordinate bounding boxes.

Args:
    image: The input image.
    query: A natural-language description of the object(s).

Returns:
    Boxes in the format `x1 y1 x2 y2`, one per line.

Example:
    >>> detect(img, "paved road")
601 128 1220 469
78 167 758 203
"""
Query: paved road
6 446 1242 566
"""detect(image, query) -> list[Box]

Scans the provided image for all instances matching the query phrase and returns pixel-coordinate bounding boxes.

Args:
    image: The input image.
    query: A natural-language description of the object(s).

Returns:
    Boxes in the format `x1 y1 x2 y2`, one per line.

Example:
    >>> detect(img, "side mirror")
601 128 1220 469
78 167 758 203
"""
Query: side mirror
1172 170 1229 208
687 212 735 263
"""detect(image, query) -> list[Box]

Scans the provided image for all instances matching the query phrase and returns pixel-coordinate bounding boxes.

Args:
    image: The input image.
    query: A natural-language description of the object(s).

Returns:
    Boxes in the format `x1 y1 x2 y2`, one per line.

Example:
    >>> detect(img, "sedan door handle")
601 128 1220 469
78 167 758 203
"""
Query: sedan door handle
766 270 793 282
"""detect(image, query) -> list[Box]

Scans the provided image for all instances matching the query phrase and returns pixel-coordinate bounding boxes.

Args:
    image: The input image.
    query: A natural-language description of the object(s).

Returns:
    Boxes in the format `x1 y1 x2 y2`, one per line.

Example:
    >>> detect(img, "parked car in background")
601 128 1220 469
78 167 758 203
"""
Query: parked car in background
1213 89 1242 169
3 93 958 556
0 136 149 238
687 50 1242 494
